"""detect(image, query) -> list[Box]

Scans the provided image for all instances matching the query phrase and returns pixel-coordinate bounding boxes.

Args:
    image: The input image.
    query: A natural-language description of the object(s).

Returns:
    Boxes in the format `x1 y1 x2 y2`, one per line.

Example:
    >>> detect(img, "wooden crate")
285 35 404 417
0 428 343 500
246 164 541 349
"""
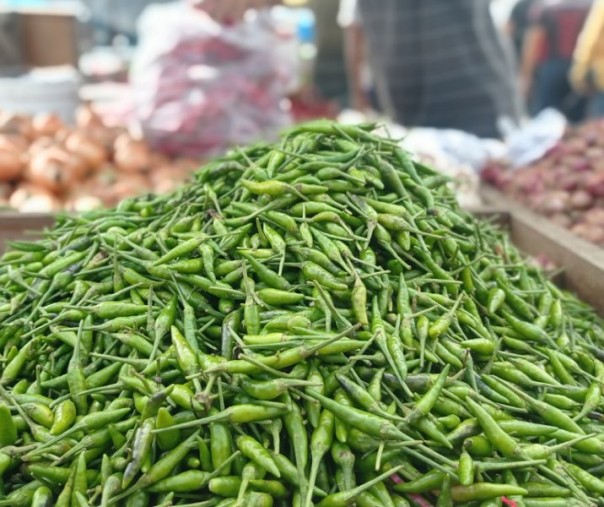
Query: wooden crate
0 212 55 253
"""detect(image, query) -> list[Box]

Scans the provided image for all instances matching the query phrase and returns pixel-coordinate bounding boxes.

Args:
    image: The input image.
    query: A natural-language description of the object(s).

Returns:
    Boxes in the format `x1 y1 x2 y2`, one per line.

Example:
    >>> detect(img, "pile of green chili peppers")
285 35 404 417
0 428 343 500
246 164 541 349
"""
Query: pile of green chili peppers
1 120 604 507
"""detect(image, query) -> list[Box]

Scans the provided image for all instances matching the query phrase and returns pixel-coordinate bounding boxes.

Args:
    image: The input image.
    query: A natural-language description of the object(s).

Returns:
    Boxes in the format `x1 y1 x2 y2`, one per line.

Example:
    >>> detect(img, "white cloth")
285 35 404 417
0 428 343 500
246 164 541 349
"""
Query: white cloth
337 0 361 28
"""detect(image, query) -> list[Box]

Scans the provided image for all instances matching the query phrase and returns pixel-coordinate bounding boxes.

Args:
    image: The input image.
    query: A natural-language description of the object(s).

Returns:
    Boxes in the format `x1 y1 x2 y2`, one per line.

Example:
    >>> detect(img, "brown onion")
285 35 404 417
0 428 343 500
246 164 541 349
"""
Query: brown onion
484 118 604 247
114 142 151 173
10 184 61 212
32 113 63 138
0 134 28 153
0 113 34 139
65 132 107 170
113 133 133 151
28 147 87 193
584 208 604 226
75 103 104 129
86 126 119 150
28 137 56 156
150 165 187 193
540 191 570 214
571 223 604 244
549 213 572 228
66 194 103 212
54 127 74 144
0 149 23 182
570 190 593 210
112 173 150 200
0 182 12 200
585 172 604 197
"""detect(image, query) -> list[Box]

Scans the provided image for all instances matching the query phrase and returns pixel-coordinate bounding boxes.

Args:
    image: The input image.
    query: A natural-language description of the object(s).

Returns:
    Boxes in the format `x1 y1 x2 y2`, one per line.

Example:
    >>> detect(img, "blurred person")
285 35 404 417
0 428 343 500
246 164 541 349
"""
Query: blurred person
520 0 592 121
507 0 539 60
339 0 521 139
570 0 604 116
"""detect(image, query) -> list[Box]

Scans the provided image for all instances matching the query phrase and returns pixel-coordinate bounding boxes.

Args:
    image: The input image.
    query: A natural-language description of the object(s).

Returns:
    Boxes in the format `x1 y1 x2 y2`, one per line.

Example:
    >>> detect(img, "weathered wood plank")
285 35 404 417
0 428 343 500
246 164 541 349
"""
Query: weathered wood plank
0 213 55 253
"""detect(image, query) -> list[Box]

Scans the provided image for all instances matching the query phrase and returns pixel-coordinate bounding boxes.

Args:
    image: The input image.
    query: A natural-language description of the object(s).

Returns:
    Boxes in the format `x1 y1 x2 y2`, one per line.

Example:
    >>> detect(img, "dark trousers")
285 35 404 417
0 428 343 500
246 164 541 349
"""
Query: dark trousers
531 59 587 123
588 93 604 118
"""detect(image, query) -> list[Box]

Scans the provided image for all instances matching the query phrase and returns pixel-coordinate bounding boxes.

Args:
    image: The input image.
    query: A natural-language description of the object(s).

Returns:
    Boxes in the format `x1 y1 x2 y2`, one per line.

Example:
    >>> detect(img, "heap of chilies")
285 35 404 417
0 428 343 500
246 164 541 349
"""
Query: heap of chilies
1 121 604 506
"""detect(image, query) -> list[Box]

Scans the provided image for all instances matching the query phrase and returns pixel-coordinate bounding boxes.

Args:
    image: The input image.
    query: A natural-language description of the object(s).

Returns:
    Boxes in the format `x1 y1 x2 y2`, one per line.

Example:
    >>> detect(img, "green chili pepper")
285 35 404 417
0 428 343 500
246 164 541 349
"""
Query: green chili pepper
236 435 280 477
306 408 335 507
436 474 453 507
466 397 520 458
122 418 155 488
502 381 584 434
393 470 446 494
257 289 304 306
502 311 552 345
3 119 604 507
451 483 528 502
242 254 290 291
31 485 53 507
572 381 600 421
150 295 177 360
463 435 494 457
149 470 218 493
303 262 348 292
1 338 36 384
154 407 179 451
458 450 474 486
127 430 200 491
405 365 450 425
0 403 17 446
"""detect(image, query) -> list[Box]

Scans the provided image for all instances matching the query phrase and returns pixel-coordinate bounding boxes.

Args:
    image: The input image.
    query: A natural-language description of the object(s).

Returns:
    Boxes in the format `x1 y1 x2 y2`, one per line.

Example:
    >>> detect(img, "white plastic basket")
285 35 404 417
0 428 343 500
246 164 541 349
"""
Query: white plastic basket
0 66 80 122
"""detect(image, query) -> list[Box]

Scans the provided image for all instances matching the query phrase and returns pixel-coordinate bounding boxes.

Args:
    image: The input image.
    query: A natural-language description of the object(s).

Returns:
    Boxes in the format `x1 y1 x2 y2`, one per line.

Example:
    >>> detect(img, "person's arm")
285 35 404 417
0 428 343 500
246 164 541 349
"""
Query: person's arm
343 23 370 111
339 0 370 111
520 21 546 98
571 0 604 94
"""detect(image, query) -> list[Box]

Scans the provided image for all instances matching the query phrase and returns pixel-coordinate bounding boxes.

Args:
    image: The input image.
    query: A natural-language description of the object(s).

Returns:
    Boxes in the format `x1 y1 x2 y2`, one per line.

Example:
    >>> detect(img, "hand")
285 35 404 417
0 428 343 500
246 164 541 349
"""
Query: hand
192 0 278 24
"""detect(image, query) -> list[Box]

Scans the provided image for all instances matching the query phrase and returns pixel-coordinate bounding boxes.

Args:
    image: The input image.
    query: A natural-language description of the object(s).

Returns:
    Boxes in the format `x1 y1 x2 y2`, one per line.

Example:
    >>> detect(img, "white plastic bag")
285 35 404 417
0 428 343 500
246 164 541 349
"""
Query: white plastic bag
402 128 506 173
503 108 567 168
131 2 295 157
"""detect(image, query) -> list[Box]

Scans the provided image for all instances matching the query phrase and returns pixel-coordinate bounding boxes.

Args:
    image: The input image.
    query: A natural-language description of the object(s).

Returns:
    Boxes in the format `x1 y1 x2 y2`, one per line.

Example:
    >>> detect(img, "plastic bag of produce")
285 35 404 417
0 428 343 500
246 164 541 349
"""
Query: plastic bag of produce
131 1 294 157
503 108 567 168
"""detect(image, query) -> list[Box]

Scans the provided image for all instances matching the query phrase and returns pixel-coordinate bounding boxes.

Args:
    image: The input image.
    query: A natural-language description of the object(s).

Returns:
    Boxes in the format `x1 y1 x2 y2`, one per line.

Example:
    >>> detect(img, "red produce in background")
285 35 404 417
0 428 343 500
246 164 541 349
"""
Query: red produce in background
482 119 604 247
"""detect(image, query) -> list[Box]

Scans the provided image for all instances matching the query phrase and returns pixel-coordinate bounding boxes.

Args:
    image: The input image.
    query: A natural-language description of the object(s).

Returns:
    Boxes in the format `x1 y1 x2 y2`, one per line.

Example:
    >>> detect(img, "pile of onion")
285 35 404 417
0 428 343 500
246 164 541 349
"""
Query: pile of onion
0 106 199 213
482 119 604 247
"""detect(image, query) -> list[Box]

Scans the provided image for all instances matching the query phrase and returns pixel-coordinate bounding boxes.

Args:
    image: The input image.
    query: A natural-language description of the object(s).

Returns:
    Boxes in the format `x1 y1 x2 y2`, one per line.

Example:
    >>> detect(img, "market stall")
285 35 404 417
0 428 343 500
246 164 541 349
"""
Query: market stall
1 1 604 506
